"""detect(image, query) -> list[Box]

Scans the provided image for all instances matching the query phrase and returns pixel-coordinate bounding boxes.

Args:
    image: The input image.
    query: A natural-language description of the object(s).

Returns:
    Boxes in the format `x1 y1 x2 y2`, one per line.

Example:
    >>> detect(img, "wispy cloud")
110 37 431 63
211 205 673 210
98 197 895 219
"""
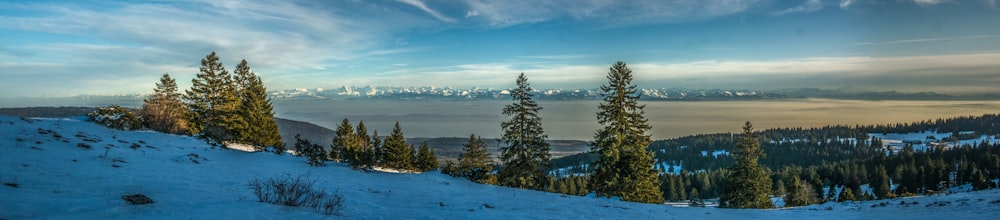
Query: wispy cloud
0 0 436 96
771 0 824 16
840 0 855 9
464 0 760 28
854 35 1000 46
397 0 456 22
516 54 594 61
913 0 948 6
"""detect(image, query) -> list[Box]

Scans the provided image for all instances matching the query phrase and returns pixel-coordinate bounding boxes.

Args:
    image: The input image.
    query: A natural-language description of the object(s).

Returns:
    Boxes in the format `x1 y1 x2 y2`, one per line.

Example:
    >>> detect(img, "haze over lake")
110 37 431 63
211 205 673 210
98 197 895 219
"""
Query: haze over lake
273 99 1000 141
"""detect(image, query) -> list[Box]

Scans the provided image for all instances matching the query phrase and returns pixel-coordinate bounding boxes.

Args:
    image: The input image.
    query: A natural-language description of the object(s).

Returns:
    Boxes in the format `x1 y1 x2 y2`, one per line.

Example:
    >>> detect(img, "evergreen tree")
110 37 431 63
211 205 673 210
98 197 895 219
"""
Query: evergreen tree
774 179 786 197
141 73 192 135
498 73 551 190
458 134 496 184
838 187 856 202
382 122 413 170
589 61 663 204
414 142 439 172
330 118 356 162
784 175 819 207
294 134 326 167
371 130 384 167
442 160 458 176
232 59 282 151
354 121 374 168
872 165 892 199
184 51 240 143
720 122 775 208
973 169 989 190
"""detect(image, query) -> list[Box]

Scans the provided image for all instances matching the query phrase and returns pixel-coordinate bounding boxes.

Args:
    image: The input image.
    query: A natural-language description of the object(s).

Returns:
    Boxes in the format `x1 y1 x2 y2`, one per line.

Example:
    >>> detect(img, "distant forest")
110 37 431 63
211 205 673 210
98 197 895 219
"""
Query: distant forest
550 114 1000 204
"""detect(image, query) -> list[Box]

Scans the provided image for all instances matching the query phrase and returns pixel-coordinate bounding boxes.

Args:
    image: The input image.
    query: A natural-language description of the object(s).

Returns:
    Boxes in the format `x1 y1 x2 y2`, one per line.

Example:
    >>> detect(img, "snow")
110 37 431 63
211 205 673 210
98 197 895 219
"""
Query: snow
657 161 683 175
3 115 1000 219
870 131 1000 152
701 150 729 157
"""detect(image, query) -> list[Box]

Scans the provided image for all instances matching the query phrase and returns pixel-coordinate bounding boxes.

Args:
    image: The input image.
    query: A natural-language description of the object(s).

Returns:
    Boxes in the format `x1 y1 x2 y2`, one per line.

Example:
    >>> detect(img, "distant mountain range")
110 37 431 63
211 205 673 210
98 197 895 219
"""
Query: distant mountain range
269 86 1000 101
11 87 999 103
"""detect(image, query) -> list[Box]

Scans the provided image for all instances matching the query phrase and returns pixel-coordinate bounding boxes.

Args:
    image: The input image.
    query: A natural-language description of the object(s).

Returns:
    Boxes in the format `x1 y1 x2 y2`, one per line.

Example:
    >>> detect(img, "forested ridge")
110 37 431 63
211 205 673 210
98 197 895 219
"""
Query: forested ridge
549 113 1000 204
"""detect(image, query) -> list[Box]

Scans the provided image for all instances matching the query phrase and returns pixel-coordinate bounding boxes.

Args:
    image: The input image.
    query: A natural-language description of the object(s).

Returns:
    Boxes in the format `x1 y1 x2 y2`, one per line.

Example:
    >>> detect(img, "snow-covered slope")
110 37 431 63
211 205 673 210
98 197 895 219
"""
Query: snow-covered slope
2 115 999 219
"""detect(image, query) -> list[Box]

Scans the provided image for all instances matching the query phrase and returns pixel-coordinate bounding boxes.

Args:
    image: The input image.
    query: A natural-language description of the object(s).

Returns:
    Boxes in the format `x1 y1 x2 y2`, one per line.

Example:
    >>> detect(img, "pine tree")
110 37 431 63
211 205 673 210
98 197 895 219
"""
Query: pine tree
232 59 282 151
784 175 819 207
973 169 989 190
184 51 240 143
354 121 374 168
442 160 458 176
720 122 775 209
382 122 413 170
294 134 326 167
872 165 892 199
589 61 662 204
414 142 439 172
458 134 496 184
141 73 192 135
838 187 855 202
498 73 551 190
371 130 384 167
331 118 360 164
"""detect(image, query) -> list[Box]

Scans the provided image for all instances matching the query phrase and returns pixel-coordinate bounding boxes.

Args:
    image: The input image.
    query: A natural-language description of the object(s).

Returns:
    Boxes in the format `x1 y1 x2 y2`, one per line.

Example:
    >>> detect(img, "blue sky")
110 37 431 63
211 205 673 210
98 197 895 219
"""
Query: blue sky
2 0 1000 97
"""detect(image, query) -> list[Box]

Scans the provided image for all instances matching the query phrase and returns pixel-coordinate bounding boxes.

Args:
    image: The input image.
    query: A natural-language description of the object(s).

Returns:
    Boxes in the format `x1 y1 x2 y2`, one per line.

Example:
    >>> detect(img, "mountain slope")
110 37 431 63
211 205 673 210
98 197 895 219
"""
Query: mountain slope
2 115 999 219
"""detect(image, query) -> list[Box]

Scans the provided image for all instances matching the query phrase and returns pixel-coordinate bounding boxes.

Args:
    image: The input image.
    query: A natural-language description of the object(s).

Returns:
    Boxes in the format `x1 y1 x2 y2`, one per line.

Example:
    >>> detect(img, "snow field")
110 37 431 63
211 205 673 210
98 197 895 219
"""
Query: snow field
2 115 999 219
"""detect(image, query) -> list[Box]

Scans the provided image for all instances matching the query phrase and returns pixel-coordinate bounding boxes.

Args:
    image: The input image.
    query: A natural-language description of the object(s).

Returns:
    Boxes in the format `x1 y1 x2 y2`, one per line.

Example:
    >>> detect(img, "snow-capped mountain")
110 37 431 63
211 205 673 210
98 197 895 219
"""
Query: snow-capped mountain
268 86 782 101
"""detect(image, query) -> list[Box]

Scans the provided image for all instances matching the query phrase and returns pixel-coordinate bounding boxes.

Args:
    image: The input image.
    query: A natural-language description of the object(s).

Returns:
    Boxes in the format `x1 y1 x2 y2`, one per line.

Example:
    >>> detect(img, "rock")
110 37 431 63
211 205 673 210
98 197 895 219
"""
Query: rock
122 194 154 205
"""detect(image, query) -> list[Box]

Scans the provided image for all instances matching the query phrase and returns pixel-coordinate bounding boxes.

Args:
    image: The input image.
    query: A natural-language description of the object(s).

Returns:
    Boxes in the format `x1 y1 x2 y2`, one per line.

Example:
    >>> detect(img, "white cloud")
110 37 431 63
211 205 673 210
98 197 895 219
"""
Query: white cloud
913 0 947 6
397 0 456 22
840 0 855 9
465 10 480 17
464 0 760 28
0 1 438 96
854 35 1000 46
772 0 824 16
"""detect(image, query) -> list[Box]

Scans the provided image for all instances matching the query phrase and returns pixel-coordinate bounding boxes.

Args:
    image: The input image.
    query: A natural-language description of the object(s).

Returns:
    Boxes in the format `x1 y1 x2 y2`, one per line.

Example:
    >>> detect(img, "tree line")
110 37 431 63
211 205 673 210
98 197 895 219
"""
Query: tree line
551 112 1000 206
91 51 283 152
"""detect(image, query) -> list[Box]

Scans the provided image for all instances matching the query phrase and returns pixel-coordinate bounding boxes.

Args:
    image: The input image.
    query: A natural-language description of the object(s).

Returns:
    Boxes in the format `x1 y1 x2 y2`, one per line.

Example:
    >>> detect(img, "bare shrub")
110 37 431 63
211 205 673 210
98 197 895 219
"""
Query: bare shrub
248 174 344 215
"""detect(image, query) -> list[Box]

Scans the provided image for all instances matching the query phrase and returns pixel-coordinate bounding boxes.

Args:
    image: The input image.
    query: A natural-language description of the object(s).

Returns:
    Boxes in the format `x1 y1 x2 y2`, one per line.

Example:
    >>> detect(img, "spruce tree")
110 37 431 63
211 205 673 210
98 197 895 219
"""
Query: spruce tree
331 118 358 163
720 121 775 208
458 134 496 184
784 175 819 207
184 51 240 143
838 187 855 202
498 73 551 190
354 121 374 168
589 61 662 204
872 165 892 199
371 130 384 167
141 73 192 135
232 59 282 151
414 142 439 172
382 122 413 170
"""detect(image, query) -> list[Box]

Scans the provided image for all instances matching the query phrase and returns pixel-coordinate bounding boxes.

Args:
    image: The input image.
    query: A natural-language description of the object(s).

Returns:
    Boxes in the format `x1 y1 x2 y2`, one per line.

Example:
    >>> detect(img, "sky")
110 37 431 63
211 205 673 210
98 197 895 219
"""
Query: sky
2 0 1000 97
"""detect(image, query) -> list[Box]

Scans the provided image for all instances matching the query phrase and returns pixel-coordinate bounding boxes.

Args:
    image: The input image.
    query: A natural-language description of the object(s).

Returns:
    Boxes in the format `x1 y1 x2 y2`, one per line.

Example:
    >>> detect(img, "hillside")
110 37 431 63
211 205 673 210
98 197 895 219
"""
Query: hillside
3 115 1000 219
